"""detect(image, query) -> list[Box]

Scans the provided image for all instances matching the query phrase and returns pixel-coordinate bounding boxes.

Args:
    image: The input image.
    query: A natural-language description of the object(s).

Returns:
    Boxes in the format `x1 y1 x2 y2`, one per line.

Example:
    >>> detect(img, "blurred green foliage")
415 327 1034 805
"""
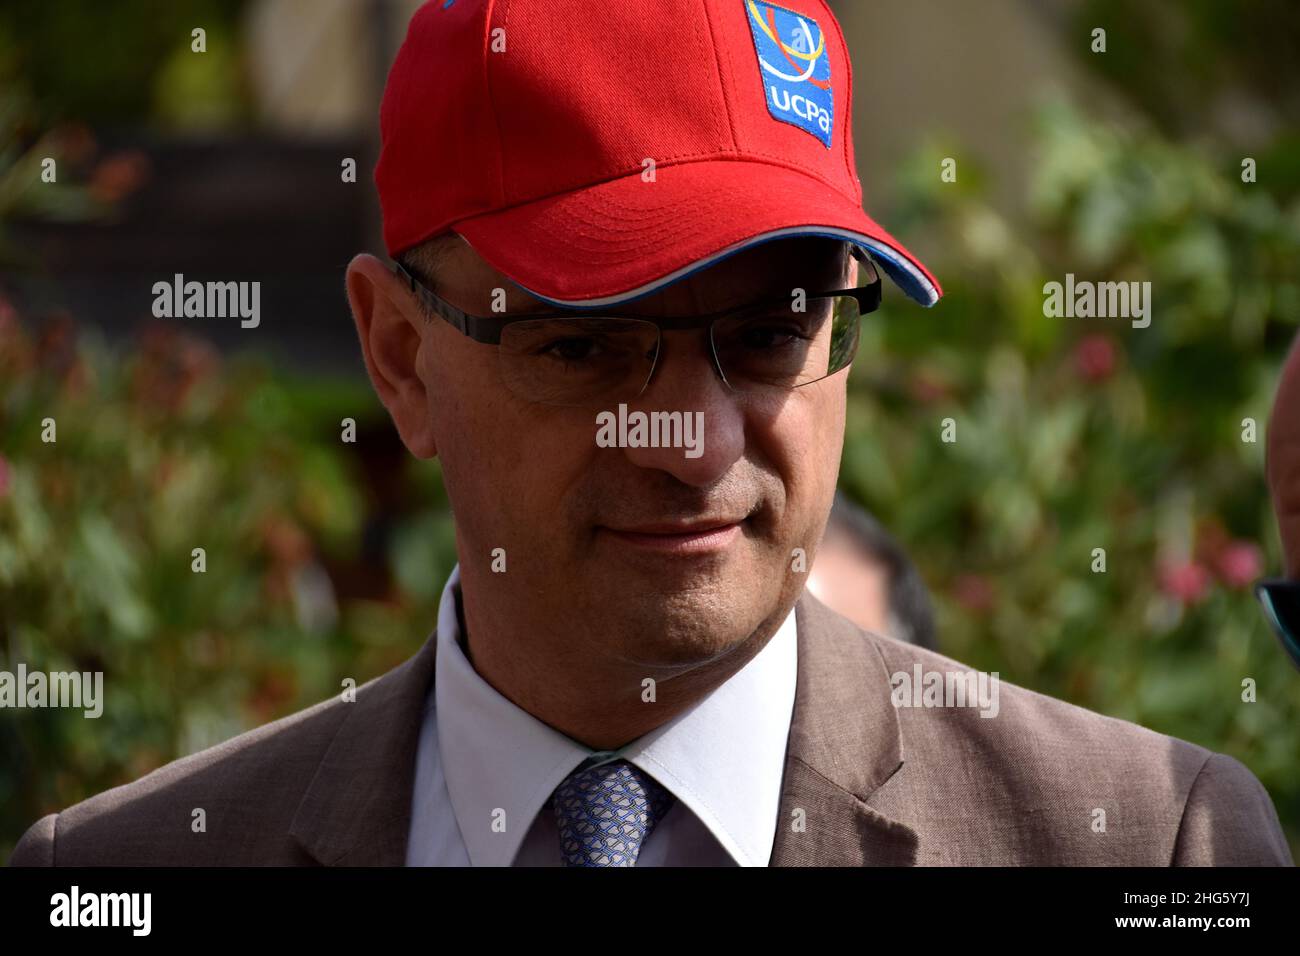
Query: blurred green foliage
1066 0 1300 213
0 97 103 268
842 97 1299 856
0 319 459 856
1073 0 1300 152
0 0 251 130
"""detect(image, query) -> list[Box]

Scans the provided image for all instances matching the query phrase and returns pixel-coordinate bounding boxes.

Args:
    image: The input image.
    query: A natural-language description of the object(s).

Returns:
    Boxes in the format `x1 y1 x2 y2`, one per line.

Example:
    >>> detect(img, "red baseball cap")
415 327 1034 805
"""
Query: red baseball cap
375 0 941 308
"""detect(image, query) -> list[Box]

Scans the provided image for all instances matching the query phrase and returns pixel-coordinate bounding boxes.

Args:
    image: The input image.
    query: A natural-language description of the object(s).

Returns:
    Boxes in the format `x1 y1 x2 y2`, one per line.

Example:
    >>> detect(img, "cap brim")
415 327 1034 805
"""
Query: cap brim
448 159 942 309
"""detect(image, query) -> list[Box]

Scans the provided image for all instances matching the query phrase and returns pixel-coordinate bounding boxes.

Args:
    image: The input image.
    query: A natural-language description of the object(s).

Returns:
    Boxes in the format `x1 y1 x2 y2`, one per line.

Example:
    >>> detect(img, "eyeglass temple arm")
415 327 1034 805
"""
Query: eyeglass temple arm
394 261 518 344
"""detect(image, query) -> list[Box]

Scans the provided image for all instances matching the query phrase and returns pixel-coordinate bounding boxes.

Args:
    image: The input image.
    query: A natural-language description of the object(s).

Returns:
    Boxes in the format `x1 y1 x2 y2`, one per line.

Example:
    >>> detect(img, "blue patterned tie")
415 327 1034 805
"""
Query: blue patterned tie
551 758 675 866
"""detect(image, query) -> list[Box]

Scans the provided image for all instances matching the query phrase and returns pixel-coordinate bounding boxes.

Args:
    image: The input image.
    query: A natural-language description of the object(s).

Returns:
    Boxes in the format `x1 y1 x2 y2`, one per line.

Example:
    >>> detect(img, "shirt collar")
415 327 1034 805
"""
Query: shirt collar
434 563 798 867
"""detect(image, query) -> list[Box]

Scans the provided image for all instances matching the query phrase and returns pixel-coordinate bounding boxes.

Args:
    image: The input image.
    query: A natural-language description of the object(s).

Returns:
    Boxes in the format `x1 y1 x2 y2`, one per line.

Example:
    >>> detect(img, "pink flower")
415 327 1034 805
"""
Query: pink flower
1215 541 1262 589
89 150 152 203
48 123 96 165
1158 561 1211 604
952 573 994 612
1074 335 1115 382
908 372 951 404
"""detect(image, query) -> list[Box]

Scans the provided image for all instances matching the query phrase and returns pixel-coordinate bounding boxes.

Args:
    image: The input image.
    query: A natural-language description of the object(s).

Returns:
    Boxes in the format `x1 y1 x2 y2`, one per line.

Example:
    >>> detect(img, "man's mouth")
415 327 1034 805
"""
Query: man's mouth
599 517 747 554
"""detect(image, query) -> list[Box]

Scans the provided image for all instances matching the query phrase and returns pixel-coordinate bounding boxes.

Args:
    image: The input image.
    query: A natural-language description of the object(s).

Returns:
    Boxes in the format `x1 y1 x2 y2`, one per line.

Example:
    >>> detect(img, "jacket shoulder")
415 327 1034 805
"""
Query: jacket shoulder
8 814 56 866
863 632 1291 865
9 686 355 866
1173 751 1293 865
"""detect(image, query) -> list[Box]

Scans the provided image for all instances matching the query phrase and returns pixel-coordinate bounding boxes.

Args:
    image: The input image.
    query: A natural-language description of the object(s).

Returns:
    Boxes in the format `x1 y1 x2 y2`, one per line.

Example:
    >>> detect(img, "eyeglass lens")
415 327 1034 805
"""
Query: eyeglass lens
496 293 864 407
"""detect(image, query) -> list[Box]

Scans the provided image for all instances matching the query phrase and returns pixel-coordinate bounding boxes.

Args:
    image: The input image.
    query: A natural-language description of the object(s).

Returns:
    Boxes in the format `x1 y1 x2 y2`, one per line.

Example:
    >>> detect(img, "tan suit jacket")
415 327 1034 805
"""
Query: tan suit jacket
8 592 1293 865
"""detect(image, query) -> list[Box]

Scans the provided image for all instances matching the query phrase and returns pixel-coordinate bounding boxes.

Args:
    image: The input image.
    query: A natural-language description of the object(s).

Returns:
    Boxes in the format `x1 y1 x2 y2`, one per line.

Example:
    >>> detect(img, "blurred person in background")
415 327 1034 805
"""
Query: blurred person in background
1264 334 1300 670
808 490 938 650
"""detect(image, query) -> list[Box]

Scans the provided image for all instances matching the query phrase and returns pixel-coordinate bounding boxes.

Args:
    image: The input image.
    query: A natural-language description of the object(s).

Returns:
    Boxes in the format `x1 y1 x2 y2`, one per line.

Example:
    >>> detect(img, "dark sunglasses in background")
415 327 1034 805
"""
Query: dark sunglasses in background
1255 578 1300 671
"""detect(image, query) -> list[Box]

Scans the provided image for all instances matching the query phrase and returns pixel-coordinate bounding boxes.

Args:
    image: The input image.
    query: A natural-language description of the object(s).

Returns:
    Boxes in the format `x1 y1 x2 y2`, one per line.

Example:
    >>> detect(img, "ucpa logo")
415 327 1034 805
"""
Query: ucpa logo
745 0 833 147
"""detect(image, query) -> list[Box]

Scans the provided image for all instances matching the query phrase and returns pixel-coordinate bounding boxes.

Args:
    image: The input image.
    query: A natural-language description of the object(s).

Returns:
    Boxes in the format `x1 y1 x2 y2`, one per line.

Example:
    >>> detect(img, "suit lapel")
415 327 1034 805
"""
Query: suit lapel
287 589 915 866
770 593 918 866
289 631 439 865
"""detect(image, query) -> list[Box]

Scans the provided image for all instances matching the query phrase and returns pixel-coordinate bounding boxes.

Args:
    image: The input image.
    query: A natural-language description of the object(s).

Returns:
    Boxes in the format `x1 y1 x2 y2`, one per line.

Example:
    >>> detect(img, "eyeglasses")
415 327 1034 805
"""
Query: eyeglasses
1254 579 1300 672
393 248 882 408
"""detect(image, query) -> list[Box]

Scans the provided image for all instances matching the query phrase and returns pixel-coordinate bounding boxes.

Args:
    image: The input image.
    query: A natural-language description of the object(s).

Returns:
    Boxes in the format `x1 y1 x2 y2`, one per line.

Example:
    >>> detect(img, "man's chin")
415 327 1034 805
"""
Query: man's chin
569 534 795 665
592 583 785 670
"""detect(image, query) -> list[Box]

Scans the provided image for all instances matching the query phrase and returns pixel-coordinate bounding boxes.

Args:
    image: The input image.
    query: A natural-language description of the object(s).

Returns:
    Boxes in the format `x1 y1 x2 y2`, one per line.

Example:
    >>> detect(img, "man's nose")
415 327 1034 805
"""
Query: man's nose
613 331 745 487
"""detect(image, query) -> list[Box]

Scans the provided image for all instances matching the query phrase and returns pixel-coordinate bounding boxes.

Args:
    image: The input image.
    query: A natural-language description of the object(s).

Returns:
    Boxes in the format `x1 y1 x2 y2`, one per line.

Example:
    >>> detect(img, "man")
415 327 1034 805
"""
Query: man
9 0 1291 866
809 491 938 650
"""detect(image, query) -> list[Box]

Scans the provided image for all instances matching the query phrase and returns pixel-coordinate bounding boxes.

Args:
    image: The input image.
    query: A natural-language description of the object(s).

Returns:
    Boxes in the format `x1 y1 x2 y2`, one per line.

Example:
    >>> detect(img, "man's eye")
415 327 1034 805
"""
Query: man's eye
735 323 809 350
536 336 602 361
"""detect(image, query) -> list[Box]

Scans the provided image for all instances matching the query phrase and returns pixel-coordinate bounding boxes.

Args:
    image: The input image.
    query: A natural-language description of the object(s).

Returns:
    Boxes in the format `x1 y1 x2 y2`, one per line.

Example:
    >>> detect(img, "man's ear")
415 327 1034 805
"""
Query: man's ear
345 253 438 459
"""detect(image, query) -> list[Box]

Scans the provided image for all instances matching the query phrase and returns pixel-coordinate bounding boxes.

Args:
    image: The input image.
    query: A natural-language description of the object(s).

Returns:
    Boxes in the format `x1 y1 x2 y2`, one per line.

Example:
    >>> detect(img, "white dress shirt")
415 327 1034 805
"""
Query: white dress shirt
406 564 798 866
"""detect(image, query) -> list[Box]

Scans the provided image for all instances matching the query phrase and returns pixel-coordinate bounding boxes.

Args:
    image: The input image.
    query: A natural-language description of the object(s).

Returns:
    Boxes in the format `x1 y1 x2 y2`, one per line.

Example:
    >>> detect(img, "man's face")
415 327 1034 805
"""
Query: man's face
351 236 854 676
